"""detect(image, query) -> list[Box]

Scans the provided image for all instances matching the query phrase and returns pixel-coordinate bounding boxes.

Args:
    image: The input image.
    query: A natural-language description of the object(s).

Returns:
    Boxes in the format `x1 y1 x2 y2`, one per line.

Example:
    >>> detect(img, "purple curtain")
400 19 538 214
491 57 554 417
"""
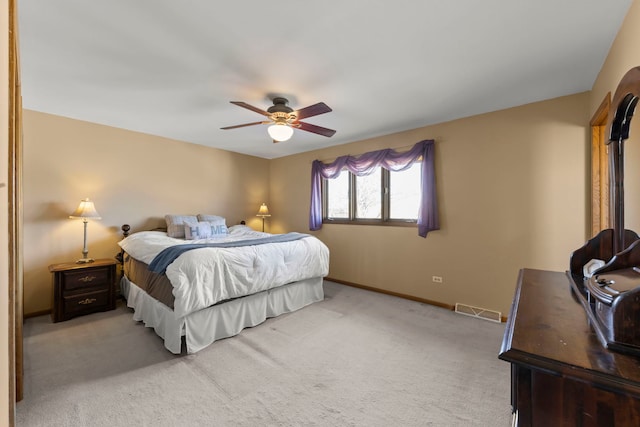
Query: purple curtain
309 139 439 237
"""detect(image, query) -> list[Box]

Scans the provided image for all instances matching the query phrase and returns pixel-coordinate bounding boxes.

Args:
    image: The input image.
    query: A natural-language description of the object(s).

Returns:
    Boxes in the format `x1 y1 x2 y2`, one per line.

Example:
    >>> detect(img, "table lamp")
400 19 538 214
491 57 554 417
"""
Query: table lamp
256 203 271 232
69 198 102 263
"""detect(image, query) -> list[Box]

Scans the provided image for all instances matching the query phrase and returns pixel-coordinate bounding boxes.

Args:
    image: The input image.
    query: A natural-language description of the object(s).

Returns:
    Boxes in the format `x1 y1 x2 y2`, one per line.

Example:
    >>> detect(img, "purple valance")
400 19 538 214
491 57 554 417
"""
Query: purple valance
309 139 439 237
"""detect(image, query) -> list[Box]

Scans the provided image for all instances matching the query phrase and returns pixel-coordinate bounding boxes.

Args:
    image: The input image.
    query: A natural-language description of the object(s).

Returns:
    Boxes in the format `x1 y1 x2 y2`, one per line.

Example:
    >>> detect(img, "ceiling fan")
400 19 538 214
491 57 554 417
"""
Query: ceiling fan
221 97 336 143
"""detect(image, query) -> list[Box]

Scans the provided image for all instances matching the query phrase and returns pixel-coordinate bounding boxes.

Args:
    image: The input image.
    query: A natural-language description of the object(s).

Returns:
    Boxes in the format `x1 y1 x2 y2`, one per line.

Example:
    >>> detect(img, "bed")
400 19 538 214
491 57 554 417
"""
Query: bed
117 215 330 354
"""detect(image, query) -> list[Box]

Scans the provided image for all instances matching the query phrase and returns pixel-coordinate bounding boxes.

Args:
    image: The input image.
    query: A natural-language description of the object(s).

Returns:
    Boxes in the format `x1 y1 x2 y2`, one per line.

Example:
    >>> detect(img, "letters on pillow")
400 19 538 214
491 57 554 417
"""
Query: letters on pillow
197 214 228 238
166 214 229 239
209 222 228 237
184 221 211 239
165 214 198 238
184 221 229 240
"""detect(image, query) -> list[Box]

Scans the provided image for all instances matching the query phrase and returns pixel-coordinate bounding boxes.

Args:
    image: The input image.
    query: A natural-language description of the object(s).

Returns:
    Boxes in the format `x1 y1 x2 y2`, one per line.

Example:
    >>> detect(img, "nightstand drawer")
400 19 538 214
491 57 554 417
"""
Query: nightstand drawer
62 267 111 292
63 289 110 315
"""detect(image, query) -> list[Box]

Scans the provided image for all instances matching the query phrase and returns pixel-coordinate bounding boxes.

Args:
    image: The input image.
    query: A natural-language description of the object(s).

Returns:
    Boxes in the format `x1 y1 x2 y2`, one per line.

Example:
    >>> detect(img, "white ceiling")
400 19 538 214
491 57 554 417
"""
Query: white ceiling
18 0 633 159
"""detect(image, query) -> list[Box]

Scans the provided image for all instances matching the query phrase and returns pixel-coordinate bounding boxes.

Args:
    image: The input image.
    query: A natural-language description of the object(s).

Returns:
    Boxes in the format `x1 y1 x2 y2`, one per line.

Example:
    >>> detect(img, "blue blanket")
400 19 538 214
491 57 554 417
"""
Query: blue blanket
148 232 310 274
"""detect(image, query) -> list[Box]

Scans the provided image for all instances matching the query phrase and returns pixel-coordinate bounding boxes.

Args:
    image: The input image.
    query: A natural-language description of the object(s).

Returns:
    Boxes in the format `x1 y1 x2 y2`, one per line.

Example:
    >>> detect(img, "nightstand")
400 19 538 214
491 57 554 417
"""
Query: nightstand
49 258 117 322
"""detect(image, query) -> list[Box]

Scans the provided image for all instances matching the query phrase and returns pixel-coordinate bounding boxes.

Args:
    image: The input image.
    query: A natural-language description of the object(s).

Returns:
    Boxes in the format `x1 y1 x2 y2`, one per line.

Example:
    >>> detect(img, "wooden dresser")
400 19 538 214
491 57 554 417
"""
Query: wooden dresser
49 258 117 322
499 268 640 426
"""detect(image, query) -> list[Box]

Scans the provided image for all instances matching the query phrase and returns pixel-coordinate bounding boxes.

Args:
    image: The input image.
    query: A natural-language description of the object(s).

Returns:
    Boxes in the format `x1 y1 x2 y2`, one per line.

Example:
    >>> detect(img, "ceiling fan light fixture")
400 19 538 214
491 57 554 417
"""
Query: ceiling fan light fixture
221 98 335 140
267 123 294 142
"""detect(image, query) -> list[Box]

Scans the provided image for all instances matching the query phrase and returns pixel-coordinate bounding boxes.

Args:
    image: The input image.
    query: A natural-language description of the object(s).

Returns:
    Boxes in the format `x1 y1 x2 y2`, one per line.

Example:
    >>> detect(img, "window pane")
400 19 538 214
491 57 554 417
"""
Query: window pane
355 168 381 219
390 162 420 220
326 173 349 218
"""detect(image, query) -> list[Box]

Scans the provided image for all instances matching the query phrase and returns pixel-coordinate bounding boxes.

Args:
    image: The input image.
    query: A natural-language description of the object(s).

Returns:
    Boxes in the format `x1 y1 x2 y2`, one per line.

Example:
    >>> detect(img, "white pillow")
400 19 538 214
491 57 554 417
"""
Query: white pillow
184 221 213 240
165 214 198 238
197 214 226 224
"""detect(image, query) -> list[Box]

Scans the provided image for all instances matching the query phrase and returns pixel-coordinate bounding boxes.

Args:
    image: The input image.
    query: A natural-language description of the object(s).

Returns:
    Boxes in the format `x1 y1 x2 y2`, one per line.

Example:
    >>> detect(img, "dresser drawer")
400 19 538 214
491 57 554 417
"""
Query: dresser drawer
63 289 110 315
62 267 111 292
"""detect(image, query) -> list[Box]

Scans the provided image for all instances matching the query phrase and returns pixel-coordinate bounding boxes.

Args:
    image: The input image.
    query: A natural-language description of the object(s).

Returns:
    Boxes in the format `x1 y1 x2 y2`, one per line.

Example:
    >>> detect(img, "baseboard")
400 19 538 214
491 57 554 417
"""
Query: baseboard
325 277 455 311
24 309 51 319
325 277 507 322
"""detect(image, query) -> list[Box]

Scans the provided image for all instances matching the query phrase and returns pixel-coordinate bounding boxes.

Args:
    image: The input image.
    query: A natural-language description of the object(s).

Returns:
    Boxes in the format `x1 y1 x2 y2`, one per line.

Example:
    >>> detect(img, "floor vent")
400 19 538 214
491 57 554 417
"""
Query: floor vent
455 303 502 323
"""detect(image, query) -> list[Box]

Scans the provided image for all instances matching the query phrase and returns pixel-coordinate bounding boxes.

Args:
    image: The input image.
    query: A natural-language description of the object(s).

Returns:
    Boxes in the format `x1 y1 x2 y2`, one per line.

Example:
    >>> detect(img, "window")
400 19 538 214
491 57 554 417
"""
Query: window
389 161 421 219
310 140 439 237
324 161 420 224
355 167 381 219
326 172 349 218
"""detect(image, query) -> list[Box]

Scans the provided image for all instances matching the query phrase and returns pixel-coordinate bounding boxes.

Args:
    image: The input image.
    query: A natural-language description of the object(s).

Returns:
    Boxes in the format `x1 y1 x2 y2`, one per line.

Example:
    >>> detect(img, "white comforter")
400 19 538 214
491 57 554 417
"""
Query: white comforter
118 225 330 318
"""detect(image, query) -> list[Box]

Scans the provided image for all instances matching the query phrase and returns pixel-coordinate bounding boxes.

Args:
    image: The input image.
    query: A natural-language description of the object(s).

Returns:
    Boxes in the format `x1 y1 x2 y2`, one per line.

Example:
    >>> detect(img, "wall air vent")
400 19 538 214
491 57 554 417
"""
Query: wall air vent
455 303 502 323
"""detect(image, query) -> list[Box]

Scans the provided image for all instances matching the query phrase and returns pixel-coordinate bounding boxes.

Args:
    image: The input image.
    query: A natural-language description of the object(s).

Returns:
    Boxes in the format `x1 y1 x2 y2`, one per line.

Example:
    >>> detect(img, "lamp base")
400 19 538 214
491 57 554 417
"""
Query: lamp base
76 257 95 264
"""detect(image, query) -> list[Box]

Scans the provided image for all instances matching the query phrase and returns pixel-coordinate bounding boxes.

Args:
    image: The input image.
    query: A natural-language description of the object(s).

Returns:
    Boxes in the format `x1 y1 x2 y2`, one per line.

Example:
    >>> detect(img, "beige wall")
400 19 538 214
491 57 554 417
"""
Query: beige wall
591 0 640 232
271 93 591 316
22 110 270 315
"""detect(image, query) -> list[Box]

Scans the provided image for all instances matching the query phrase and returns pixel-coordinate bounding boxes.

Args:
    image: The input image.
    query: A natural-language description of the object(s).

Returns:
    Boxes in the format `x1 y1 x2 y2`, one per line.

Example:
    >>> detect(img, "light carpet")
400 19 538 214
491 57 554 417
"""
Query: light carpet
17 281 512 426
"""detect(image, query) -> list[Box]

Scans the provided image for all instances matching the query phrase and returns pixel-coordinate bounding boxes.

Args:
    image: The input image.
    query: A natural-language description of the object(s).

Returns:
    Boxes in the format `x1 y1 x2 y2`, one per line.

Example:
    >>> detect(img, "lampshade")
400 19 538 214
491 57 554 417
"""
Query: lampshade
256 203 271 218
267 123 294 142
69 198 102 219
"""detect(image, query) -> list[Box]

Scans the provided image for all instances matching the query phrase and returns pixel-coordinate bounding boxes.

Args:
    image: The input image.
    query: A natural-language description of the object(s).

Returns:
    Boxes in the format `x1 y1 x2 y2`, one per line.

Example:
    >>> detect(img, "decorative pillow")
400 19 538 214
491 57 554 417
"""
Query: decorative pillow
196 215 228 238
197 214 226 224
183 219 229 240
209 222 228 238
184 221 213 240
165 214 198 238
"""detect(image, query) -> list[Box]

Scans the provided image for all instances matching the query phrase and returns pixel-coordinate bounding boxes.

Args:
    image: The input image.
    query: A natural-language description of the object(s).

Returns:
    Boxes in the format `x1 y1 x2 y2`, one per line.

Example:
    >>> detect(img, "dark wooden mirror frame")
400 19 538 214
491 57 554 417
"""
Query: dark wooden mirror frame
572 67 640 276
568 66 640 356
607 66 640 254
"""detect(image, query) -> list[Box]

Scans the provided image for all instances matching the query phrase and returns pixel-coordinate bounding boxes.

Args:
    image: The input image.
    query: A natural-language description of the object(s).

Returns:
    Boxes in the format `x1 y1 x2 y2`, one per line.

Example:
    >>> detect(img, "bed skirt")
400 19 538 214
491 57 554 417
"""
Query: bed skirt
121 276 325 354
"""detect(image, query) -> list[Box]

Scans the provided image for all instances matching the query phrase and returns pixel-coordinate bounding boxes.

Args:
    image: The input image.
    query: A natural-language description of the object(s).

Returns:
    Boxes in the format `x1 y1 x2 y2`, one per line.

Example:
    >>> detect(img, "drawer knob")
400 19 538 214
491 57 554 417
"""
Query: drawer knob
79 275 96 283
78 298 97 305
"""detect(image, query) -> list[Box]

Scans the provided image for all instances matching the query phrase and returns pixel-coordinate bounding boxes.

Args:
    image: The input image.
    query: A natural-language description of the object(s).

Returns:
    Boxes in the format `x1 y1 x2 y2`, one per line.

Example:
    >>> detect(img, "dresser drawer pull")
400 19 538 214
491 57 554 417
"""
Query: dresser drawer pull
78 298 97 305
79 275 96 283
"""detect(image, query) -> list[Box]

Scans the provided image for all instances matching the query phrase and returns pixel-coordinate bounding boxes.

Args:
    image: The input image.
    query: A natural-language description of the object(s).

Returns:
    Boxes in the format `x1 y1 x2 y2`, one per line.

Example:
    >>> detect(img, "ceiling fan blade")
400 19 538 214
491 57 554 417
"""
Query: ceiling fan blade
220 121 268 130
230 101 270 117
296 121 337 137
295 102 332 120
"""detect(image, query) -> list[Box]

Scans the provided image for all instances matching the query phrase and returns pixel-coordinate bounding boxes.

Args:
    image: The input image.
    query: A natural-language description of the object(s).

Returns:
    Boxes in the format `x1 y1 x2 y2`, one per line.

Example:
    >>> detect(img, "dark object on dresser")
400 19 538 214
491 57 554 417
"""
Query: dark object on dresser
500 269 640 427
49 258 117 322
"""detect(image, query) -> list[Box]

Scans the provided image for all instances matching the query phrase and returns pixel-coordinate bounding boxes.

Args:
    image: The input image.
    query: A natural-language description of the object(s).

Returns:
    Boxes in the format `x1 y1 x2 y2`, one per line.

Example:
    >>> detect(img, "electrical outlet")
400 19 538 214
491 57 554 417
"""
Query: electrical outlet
432 276 443 283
